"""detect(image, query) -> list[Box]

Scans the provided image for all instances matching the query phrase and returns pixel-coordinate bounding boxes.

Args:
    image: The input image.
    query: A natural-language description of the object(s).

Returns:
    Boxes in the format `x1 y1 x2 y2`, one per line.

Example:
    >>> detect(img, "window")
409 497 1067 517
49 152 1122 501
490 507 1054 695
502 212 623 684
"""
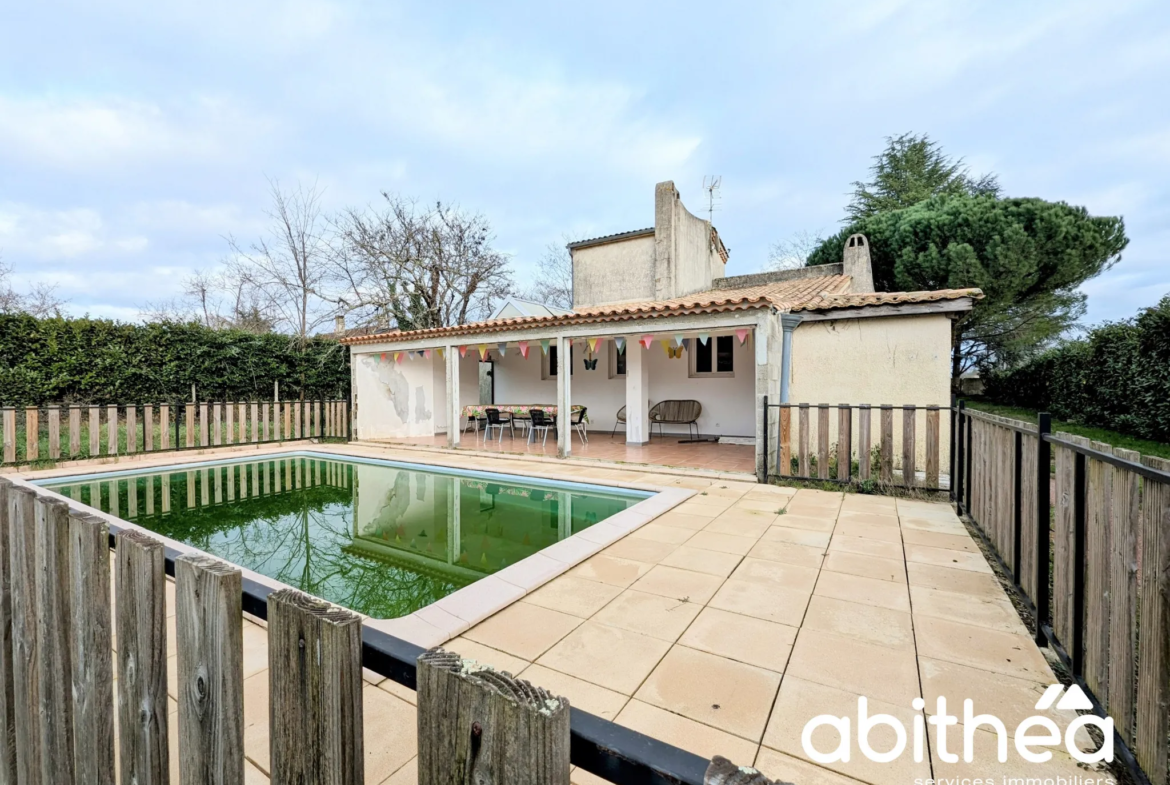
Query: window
690 335 734 378
546 344 573 378
608 341 626 379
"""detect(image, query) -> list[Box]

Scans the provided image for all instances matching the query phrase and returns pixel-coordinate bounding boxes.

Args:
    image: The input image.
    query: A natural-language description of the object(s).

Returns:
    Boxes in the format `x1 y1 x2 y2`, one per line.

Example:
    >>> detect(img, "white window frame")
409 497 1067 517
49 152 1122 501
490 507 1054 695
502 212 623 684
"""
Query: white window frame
688 335 735 379
608 341 626 379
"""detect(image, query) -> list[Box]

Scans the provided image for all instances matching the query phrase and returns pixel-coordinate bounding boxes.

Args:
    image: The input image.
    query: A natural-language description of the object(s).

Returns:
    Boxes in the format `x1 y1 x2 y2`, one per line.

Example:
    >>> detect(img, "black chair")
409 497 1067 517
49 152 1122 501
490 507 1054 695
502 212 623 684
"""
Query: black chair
528 409 556 446
571 406 589 444
483 408 507 442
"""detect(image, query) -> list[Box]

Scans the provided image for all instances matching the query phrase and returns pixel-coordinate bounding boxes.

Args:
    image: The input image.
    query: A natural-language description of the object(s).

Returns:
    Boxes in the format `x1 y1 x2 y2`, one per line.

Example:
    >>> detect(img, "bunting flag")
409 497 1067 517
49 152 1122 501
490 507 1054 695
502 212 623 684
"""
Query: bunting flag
379 353 387 362
540 339 550 355
423 349 431 359
478 344 489 360
640 335 654 350
405 350 413 360
615 337 626 354
735 328 749 345
458 346 468 358
394 352 403 363
673 334 684 348
417 350 426 359
436 347 444 359
586 337 599 353
518 341 530 359
698 333 710 345
497 342 507 357
682 338 690 353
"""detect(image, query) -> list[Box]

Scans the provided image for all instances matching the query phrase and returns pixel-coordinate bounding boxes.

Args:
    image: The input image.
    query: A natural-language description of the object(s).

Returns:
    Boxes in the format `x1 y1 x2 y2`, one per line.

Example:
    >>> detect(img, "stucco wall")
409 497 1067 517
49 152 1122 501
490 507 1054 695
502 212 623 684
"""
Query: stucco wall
354 353 438 439
572 235 655 308
492 335 755 436
667 197 722 299
786 314 953 469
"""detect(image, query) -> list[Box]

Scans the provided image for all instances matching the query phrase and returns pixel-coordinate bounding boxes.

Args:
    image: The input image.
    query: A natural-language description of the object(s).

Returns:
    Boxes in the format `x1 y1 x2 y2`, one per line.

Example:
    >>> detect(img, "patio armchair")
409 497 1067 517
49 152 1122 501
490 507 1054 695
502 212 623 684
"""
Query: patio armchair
611 405 626 438
571 407 589 445
649 400 702 440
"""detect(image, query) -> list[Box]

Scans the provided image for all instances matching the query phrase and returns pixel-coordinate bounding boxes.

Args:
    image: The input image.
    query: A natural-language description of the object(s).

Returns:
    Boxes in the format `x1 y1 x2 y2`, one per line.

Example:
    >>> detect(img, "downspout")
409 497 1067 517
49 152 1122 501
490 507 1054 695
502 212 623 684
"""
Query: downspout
779 314 803 403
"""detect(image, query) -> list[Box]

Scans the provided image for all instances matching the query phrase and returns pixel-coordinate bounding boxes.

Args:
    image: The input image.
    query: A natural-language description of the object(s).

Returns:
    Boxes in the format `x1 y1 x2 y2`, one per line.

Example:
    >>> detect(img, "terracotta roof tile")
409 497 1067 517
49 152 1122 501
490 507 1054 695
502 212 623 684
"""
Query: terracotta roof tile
340 275 982 346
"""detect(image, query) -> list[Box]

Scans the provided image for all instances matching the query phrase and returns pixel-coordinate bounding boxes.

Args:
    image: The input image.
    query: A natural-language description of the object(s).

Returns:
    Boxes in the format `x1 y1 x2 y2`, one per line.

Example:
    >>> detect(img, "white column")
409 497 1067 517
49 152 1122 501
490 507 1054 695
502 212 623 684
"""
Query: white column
557 492 571 540
556 335 571 458
447 478 461 564
625 337 650 445
446 345 461 447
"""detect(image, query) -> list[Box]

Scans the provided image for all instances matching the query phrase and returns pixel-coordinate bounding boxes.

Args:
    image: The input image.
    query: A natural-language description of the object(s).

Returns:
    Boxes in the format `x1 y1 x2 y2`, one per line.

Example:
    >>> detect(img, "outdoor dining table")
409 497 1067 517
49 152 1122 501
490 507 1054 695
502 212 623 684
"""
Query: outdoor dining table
461 404 584 419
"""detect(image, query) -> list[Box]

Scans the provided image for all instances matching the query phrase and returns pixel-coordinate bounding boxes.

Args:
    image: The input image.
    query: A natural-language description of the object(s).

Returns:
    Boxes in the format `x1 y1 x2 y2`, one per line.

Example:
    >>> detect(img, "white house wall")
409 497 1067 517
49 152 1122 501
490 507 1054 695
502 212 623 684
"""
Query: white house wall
354 353 438 439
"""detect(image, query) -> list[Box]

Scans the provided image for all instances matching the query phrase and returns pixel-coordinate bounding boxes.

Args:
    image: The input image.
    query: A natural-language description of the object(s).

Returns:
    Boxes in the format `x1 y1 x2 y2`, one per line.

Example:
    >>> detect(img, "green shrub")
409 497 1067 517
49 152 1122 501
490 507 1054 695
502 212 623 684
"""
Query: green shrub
0 315 349 405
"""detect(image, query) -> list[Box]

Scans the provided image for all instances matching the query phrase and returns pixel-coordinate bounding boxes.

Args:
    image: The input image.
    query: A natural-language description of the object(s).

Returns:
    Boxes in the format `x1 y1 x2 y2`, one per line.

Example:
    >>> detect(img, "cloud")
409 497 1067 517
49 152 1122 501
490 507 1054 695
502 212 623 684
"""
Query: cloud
0 204 148 259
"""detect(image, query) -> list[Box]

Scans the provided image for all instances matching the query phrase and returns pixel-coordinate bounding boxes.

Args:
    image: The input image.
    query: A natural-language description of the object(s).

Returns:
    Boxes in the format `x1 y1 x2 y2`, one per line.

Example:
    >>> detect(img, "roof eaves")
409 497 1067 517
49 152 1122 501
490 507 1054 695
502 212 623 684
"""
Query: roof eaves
566 227 654 250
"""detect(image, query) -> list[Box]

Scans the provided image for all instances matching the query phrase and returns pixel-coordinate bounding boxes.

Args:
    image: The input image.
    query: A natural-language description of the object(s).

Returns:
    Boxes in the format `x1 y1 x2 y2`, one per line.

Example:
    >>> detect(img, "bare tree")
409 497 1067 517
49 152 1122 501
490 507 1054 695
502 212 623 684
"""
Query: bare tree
333 194 512 330
521 239 574 310
141 266 276 332
227 179 336 347
768 230 826 271
0 256 67 317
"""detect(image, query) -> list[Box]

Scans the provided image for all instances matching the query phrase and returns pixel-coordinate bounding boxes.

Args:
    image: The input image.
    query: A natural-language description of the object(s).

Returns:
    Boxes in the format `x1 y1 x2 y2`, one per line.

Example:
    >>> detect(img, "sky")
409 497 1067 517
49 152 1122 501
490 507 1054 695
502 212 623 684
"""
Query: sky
1 0 1168 326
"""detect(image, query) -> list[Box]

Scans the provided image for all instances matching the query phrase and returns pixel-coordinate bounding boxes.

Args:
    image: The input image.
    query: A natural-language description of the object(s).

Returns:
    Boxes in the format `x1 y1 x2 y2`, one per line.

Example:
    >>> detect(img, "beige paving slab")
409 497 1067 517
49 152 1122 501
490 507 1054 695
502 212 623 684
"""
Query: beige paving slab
536 620 673 695
904 544 994 573
754 747 869 785
568 553 654 587
760 525 832 548
443 636 530 675
685 530 758 556
601 535 679 564
827 534 904 561
615 699 759 764
930 725 1102 780
654 511 715 531
630 564 725 604
678 606 797 672
659 544 745 577
918 656 1082 730
813 570 911 613
833 520 902 542
769 514 836 533
592 588 703 642
801 595 915 651
910 584 1028 634
636 645 781 741
704 515 775 539
905 561 1005 597
728 557 820 593
629 522 697 545
522 574 625 618
518 663 629 721
461 601 582 660
708 579 811 627
914 616 1056 684
821 551 906 584
900 528 979 552
747 539 826 569
786 629 921 706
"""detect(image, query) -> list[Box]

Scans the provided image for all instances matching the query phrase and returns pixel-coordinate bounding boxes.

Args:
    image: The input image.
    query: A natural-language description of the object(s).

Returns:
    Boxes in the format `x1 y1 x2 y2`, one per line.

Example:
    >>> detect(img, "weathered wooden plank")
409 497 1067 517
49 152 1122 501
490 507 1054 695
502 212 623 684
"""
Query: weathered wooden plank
88 406 101 456
213 403 222 446
778 407 791 476
340 402 348 438
33 497 76 785
797 405 809 478
417 647 569 785
1 408 14 464
313 401 321 438
47 406 61 460
68 406 81 457
25 408 39 462
1136 457 1170 785
879 405 893 484
836 405 851 481
199 402 209 447
107 404 118 456
325 401 333 438
238 402 248 444
283 403 291 442
1108 448 1140 743
126 405 137 454
0 478 18 783
705 756 786 784
268 589 363 785
925 406 940 488
1084 441 1114 708
901 406 917 488
262 402 270 442
67 510 114 785
858 405 871 480
159 403 171 450
248 402 257 443
8 486 41 785
176 555 244 785
294 403 302 440
185 402 196 449
116 530 169 785
816 404 830 480
1052 436 1077 648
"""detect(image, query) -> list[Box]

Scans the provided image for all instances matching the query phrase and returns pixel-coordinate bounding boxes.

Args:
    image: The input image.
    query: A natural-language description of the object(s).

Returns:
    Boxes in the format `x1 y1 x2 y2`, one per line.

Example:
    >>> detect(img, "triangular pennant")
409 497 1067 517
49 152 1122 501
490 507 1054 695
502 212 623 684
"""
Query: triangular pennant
423 349 431 359
674 334 684 348
478 344 489 360
698 333 710 345
394 352 403 363
497 342 507 357
615 337 626 353
587 337 598 353
437 347 444 359
406 350 414 360
458 346 468 358
518 341 530 359
682 338 690 352
540 339 550 355
640 335 654 350
380 353 387 362
735 328 749 345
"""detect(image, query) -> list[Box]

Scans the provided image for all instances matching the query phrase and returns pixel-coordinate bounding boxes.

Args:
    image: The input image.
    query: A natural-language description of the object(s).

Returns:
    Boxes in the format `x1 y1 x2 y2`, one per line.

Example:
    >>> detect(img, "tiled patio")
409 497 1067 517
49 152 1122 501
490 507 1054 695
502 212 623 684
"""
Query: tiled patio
371 430 758 474
66 444 1100 784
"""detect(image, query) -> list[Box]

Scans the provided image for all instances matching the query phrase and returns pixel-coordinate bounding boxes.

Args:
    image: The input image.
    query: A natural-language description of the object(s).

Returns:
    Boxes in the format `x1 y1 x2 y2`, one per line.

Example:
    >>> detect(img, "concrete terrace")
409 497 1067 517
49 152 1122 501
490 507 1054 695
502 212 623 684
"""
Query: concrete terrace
19 443 1099 784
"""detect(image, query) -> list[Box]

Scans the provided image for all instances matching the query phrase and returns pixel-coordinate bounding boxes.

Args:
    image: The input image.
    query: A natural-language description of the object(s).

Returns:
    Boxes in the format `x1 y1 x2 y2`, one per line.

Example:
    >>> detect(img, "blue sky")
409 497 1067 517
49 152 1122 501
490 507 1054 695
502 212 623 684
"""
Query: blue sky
1 0 1167 325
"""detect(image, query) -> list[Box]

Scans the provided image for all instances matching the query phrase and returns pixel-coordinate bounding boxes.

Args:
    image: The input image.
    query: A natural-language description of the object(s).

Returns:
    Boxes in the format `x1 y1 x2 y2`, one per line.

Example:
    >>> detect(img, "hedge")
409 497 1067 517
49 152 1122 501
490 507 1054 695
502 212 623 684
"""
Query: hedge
0 315 350 406
982 295 1170 443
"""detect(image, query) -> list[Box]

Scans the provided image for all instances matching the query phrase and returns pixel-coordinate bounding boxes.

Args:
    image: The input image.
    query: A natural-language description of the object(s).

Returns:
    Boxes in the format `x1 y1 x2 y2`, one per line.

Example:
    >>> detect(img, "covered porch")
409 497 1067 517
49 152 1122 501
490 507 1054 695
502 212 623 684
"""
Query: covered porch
348 310 791 478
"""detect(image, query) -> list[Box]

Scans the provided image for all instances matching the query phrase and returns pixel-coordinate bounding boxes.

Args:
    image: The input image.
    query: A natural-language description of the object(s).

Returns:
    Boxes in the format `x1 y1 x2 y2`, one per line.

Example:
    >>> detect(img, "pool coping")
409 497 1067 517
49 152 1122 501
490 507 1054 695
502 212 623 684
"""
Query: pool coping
5 441 695 648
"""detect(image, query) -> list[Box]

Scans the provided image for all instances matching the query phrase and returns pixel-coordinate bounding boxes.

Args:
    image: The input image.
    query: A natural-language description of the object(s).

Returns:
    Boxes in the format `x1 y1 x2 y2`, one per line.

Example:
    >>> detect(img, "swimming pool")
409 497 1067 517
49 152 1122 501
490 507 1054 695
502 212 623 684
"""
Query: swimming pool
40 452 651 619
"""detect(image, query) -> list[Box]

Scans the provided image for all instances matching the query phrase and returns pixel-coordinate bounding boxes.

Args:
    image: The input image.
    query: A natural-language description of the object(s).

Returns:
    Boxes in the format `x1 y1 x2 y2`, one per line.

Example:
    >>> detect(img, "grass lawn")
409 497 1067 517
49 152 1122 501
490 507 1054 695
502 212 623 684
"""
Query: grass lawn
962 398 1170 461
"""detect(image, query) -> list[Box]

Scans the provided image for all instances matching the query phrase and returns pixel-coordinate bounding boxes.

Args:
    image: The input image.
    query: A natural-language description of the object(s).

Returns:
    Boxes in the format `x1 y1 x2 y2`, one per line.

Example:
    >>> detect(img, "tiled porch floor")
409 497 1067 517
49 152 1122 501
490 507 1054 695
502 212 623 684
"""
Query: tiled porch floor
101 445 1094 785
373 430 758 474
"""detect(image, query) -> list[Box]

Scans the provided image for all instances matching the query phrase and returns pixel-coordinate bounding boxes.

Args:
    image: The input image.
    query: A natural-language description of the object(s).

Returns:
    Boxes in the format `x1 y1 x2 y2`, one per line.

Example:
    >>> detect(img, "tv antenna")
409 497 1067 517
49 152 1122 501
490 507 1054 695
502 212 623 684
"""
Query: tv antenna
702 175 722 251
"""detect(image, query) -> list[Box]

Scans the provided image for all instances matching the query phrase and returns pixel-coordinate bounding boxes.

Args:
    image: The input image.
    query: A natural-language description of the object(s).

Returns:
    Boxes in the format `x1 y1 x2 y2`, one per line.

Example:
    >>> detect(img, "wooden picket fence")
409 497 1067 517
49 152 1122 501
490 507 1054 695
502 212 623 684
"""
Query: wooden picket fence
0 399 350 466
955 403 1170 785
764 401 947 490
0 477 781 785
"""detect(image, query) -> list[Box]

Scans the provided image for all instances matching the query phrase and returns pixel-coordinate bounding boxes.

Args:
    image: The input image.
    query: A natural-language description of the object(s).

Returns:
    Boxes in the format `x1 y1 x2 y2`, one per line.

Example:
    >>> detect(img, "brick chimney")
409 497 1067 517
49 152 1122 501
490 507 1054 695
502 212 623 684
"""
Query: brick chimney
843 233 874 293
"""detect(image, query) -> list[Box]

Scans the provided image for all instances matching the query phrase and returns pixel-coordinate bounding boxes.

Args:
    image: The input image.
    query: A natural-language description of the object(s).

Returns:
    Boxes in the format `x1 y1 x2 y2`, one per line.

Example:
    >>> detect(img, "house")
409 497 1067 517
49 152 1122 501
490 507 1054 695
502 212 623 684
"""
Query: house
341 181 981 480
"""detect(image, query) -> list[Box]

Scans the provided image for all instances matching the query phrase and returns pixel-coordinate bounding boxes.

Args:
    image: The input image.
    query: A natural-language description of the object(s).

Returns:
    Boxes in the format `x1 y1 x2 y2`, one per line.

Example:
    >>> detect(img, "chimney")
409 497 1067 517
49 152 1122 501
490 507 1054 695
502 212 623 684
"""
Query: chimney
843 233 874 293
335 315 346 333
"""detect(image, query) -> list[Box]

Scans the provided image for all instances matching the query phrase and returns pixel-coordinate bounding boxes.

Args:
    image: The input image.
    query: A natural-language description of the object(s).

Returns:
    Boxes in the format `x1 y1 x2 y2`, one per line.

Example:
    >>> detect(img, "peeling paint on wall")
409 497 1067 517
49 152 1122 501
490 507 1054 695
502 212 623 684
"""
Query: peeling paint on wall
414 385 431 423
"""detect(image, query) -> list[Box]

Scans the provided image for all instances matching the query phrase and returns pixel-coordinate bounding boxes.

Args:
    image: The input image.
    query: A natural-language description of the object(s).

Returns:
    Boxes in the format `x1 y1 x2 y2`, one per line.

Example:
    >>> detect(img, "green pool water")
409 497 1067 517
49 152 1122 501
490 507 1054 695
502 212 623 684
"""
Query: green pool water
41 453 647 619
